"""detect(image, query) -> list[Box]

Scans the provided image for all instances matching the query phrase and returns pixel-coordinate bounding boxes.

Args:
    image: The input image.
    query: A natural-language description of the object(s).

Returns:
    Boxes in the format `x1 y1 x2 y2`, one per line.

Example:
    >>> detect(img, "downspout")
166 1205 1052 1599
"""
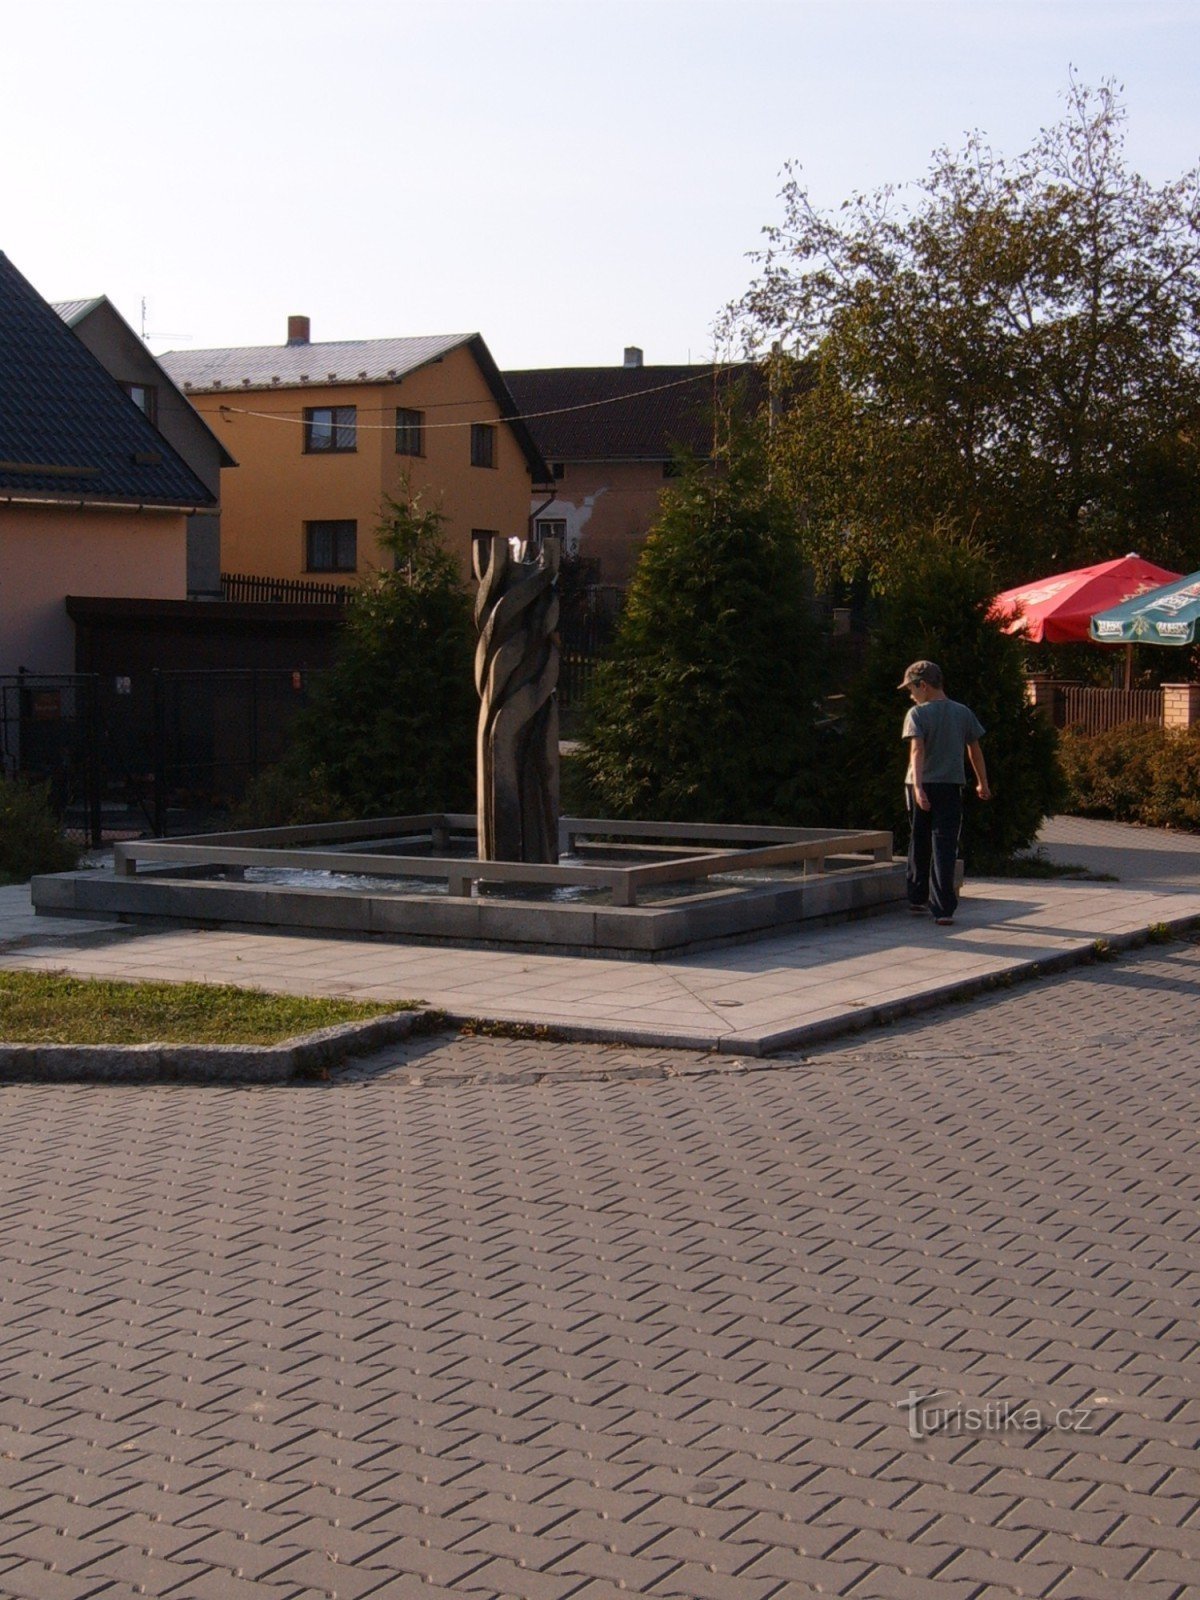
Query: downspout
528 483 559 551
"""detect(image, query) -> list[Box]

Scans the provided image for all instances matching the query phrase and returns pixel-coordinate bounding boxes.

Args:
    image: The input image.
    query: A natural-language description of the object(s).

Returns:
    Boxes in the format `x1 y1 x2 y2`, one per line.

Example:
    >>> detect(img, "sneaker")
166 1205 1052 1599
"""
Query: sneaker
908 904 928 915
934 917 954 926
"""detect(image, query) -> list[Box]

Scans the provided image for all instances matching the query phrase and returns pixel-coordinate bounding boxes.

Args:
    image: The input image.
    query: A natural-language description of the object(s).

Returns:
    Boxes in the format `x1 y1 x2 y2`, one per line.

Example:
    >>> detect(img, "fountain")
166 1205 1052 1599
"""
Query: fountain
32 530 905 956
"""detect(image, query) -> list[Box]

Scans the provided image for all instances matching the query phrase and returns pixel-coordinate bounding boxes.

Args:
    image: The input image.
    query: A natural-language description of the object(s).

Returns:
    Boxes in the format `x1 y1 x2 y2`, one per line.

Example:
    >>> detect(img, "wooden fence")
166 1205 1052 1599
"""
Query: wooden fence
1060 686 1164 735
221 573 355 605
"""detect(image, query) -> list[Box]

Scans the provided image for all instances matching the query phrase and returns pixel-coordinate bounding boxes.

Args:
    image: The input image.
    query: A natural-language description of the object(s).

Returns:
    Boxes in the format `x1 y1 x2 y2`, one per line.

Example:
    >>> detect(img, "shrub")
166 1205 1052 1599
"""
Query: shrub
580 430 826 825
237 494 477 826
1060 723 1200 830
231 764 352 830
1144 728 1200 830
831 537 1065 869
0 778 81 882
1058 723 1165 821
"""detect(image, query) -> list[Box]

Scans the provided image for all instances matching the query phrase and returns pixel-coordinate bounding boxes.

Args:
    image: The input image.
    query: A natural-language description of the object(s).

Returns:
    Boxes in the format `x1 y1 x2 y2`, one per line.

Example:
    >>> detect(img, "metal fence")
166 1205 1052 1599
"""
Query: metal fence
0 670 319 843
558 585 624 714
0 676 103 844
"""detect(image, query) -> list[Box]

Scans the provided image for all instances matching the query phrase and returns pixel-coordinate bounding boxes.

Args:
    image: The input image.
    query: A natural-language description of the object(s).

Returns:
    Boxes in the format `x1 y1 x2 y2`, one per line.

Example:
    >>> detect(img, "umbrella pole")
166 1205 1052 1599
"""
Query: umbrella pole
1124 643 1133 692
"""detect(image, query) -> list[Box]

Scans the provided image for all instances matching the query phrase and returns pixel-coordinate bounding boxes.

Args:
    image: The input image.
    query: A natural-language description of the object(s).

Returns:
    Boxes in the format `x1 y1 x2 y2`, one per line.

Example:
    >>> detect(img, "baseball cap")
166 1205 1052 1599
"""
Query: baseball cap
898 660 943 689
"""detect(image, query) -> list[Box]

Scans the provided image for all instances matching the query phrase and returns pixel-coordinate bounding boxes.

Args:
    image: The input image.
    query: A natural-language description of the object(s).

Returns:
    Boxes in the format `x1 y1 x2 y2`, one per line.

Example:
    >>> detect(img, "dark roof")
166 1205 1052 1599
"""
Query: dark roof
53 296 236 470
0 253 214 507
502 363 762 462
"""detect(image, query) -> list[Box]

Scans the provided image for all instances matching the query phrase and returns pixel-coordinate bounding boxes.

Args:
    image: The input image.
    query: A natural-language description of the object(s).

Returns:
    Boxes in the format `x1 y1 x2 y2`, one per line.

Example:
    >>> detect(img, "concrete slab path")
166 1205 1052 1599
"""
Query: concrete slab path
4 818 1200 1053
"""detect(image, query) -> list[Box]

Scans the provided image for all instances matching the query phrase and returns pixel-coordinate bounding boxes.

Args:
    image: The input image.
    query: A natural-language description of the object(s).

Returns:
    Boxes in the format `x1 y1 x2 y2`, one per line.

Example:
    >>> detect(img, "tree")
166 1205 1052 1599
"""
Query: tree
830 537 1064 869
242 494 476 822
580 427 827 825
733 77 1200 590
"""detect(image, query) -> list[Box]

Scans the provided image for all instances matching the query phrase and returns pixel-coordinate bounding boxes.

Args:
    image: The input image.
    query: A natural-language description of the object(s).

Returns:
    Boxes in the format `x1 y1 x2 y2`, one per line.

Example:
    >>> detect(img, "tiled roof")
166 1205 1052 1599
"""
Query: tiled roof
158 333 474 393
53 296 236 471
0 253 214 507
503 364 760 461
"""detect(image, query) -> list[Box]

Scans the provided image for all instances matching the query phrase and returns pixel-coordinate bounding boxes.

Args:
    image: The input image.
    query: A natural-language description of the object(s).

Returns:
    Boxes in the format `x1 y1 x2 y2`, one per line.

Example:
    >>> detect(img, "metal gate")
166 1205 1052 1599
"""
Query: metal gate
0 669 319 842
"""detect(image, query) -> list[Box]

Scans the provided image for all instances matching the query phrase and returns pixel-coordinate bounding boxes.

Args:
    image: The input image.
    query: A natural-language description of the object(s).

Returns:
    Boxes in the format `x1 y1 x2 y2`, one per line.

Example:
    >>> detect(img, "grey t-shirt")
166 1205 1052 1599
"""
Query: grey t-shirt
902 698 985 784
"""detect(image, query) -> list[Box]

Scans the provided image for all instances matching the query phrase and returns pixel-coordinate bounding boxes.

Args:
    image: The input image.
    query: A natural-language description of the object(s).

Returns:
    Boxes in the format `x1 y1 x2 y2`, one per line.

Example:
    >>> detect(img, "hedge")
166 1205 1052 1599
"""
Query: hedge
1059 723 1200 830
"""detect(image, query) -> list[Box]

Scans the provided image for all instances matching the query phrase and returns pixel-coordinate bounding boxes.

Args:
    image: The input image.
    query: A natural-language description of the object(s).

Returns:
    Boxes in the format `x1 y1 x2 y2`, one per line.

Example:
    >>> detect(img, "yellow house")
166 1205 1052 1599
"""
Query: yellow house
161 319 550 586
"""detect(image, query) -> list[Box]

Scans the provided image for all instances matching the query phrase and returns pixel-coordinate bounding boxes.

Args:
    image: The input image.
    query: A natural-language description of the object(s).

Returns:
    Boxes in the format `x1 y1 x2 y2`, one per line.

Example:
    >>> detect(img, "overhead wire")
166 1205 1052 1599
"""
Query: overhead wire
211 366 732 432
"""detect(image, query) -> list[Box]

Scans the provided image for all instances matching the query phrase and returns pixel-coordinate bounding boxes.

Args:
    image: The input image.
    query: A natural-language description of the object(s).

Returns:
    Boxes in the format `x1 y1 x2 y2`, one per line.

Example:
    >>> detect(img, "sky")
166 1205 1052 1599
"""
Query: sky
4 0 1198 370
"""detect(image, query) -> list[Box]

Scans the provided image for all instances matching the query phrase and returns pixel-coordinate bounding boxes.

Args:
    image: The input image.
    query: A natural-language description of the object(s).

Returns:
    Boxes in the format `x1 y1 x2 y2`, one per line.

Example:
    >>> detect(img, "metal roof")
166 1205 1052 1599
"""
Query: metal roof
157 331 550 483
0 253 214 507
158 333 475 394
52 297 105 326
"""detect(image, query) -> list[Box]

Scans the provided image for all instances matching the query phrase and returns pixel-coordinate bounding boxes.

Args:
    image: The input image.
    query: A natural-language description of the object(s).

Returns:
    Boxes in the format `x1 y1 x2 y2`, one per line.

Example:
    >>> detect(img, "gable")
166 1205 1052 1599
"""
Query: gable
0 253 214 507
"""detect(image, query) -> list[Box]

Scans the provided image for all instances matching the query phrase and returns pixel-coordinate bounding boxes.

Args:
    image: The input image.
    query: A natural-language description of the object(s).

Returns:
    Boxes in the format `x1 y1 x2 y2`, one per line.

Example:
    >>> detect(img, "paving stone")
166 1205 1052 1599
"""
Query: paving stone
1 933 1200 1600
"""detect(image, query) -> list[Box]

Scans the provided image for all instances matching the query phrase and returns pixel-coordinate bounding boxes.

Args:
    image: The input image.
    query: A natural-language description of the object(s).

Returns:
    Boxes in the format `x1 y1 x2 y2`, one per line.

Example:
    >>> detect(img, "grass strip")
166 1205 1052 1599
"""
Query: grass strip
0 971 407 1046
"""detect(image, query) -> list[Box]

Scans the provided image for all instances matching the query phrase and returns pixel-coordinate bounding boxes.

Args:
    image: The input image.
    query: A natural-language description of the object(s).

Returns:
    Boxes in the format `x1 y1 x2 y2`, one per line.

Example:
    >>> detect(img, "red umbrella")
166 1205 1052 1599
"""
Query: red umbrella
991 554 1183 644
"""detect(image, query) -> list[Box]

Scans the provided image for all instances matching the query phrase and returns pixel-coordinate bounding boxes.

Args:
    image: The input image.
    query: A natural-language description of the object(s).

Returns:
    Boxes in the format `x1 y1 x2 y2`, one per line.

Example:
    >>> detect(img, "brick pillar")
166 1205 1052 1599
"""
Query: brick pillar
1026 677 1077 723
1026 676 1057 714
1162 683 1200 730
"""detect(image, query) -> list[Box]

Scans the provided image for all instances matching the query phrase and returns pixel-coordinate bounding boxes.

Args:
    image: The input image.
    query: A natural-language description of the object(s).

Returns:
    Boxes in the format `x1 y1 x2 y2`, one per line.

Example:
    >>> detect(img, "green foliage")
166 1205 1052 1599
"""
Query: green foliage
830 538 1064 869
231 764 352 830
0 778 81 882
240 495 476 824
580 431 826 825
1059 723 1200 830
734 77 1200 589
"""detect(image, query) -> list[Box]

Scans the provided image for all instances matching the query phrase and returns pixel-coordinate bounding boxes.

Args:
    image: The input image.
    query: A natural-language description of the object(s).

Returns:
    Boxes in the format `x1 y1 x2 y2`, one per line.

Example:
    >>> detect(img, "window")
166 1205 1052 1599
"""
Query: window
304 406 357 453
470 423 496 468
395 407 425 456
551 462 565 480
305 520 357 572
122 382 158 424
536 519 567 542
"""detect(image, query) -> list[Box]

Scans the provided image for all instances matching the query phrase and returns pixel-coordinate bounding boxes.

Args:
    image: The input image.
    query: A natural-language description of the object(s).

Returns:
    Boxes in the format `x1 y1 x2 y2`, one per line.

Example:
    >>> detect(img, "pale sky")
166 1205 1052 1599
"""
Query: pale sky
4 0 1198 369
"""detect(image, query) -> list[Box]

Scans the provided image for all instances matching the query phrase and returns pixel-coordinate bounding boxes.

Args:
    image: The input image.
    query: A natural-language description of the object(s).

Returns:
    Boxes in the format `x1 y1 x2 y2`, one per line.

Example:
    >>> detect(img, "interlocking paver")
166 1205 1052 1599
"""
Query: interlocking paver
1 927 1199 1599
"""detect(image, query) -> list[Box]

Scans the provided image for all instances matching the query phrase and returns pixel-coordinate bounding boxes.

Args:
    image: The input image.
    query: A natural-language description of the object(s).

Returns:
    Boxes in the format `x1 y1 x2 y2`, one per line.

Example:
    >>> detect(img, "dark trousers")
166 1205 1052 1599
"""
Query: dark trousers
906 782 963 919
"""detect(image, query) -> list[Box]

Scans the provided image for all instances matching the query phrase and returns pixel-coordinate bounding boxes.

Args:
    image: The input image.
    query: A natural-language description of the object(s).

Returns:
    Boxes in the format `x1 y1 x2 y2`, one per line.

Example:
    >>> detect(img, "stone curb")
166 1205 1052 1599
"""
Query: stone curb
434 912 1200 1060
434 1013 724 1052
0 1009 424 1085
747 912 1200 1055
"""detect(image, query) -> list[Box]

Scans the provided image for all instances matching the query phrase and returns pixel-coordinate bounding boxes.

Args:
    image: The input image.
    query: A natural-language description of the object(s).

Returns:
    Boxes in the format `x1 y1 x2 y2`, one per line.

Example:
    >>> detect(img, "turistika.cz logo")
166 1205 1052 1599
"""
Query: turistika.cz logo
900 1390 1098 1441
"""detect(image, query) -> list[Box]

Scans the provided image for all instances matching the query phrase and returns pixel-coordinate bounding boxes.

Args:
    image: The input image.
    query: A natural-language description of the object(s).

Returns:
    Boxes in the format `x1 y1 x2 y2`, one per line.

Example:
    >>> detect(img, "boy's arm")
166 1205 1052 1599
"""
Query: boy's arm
911 738 931 811
967 739 990 801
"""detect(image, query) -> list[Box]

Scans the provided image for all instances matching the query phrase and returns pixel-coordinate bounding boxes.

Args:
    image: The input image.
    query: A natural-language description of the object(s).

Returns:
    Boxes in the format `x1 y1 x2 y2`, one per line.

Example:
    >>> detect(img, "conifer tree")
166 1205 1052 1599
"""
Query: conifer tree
582 428 826 825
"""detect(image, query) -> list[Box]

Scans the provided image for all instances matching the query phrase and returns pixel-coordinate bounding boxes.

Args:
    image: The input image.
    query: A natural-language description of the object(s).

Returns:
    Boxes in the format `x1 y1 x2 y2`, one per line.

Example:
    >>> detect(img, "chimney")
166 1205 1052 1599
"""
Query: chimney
287 315 311 346
623 345 643 368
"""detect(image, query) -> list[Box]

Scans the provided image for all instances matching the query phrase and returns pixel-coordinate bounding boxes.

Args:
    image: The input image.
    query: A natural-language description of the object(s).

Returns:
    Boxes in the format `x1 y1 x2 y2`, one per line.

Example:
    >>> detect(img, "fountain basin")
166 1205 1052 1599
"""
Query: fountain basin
33 813 906 957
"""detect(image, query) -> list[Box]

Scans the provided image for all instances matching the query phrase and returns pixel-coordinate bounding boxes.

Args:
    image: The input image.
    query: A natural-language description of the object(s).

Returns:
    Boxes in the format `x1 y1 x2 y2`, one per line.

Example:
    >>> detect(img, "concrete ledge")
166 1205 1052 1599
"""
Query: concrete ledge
33 860 908 958
0 1009 424 1085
